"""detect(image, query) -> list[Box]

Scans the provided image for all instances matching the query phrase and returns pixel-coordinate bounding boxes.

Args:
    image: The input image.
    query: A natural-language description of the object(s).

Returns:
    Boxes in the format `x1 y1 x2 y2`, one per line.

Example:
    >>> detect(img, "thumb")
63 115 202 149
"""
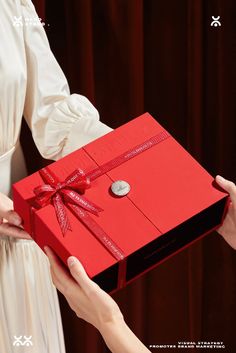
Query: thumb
215 175 236 205
67 256 97 294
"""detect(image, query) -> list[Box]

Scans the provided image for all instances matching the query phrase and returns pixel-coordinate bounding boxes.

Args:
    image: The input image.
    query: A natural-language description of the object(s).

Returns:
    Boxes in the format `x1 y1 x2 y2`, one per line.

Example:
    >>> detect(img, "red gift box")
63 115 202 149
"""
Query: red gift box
13 113 229 293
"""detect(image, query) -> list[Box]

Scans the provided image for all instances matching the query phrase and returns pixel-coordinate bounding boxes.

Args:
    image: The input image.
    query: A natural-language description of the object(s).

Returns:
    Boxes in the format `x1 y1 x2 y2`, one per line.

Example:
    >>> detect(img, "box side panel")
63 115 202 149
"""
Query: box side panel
33 209 71 264
126 197 227 282
34 207 119 292
12 185 32 235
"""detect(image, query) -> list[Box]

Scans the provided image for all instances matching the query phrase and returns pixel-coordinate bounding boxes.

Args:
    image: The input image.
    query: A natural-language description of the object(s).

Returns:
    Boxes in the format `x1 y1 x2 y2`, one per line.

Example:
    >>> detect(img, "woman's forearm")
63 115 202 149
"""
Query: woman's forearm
99 317 151 353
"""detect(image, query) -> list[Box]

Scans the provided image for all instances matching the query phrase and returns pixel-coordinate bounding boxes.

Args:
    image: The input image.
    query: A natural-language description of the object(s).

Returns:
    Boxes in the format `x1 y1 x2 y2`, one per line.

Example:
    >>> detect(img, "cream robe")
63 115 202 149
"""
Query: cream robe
0 0 112 352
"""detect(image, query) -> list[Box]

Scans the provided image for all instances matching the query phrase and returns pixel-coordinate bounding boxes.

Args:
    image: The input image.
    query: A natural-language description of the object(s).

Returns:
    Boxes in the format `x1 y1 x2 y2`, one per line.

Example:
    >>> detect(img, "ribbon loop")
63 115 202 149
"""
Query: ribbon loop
33 167 103 237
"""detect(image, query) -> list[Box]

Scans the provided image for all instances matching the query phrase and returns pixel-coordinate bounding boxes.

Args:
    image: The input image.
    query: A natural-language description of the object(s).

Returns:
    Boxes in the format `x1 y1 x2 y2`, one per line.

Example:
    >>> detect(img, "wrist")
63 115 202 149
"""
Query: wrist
99 314 151 353
98 311 125 335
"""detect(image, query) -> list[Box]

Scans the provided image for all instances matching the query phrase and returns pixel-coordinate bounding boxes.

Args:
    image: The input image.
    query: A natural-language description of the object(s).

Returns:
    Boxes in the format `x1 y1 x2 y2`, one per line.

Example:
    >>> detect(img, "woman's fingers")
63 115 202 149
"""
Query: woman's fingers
44 246 79 294
216 175 236 205
50 267 66 295
0 192 22 226
45 246 100 303
46 247 99 296
67 256 100 296
0 222 31 239
4 210 22 226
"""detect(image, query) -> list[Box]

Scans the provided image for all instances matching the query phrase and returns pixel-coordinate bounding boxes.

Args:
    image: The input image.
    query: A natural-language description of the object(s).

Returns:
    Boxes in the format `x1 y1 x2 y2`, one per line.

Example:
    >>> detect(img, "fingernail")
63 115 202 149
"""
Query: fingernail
217 175 225 182
67 256 78 268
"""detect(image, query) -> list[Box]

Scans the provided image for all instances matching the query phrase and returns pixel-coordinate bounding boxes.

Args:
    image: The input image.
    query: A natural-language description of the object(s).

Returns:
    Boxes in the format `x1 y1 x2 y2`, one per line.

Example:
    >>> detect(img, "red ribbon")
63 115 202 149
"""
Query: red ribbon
34 167 125 260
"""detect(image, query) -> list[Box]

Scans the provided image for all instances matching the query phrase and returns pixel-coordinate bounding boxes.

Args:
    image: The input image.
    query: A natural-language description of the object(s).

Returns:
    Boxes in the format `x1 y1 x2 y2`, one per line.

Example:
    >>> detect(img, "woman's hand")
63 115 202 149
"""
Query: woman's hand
0 191 31 239
215 175 236 249
44 246 123 332
44 247 151 353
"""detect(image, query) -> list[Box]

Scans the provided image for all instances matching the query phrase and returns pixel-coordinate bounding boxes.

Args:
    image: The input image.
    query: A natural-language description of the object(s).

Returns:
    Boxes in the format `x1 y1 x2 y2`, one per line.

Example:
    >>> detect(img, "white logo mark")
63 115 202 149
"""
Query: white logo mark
12 16 46 27
12 16 23 26
211 16 221 27
13 335 33 346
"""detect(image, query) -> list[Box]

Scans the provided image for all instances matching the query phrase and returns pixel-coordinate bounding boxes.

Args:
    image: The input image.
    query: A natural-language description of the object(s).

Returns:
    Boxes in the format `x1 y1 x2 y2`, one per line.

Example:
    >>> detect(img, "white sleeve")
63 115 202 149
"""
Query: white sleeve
21 0 113 160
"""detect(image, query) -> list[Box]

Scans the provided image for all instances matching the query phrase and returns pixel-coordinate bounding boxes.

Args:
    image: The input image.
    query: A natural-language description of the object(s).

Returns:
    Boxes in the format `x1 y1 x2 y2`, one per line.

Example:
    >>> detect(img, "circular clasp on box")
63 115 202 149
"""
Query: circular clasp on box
111 180 131 197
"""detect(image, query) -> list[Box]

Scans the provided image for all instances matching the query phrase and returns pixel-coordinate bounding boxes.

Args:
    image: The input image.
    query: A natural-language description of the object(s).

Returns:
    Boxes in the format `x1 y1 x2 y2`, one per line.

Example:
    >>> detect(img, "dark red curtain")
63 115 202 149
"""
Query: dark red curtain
21 0 236 352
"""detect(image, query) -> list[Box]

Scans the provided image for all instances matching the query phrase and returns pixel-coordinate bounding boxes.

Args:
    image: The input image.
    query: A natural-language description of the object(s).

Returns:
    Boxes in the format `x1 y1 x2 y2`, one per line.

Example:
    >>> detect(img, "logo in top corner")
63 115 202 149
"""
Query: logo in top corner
211 16 221 27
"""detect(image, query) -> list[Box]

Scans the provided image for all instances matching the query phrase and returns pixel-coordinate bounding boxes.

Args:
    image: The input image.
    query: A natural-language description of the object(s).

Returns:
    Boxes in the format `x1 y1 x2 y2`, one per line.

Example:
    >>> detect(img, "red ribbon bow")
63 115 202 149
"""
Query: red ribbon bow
34 167 103 236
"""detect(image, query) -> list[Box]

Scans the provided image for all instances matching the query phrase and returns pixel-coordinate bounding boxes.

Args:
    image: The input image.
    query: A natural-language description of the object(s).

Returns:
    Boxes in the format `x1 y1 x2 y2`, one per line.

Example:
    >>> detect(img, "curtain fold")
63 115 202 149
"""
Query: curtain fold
21 1 236 352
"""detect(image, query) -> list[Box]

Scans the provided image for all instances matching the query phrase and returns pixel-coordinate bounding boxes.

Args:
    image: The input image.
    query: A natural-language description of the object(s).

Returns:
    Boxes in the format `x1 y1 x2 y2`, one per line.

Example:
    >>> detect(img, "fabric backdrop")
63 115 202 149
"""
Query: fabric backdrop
21 1 236 352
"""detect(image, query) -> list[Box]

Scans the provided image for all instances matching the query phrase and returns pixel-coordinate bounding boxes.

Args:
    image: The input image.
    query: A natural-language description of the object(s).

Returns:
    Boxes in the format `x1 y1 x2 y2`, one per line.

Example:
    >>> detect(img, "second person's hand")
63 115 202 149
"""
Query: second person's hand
44 247 151 353
215 176 236 249
44 246 123 331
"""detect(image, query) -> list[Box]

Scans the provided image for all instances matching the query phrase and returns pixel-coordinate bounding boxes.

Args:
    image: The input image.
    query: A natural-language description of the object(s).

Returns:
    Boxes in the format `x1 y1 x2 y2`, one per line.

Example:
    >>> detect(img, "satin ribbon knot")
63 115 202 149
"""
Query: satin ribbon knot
33 167 103 236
